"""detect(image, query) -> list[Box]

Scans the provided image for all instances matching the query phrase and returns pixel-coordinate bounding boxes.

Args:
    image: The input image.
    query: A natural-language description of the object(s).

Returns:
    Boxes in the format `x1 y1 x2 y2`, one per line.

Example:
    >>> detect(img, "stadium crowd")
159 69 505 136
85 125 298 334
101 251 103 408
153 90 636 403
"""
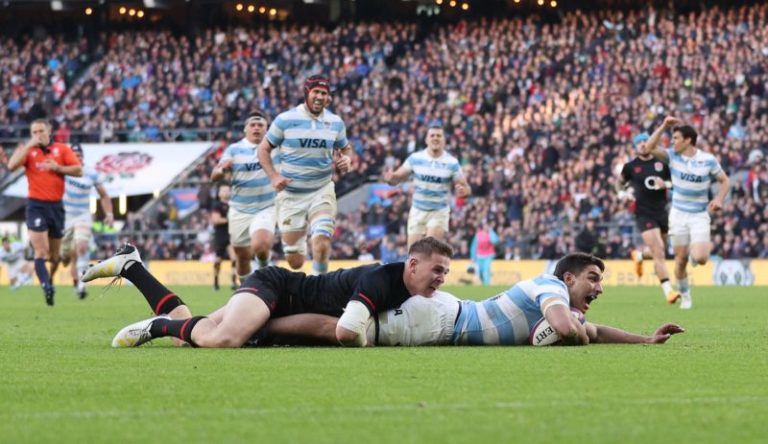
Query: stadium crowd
3 3 768 261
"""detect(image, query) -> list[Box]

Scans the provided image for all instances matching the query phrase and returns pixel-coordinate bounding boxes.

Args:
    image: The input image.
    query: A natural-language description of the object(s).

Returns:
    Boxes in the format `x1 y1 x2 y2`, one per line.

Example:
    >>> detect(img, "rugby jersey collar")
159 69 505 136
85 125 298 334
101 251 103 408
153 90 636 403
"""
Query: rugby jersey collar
238 137 258 148
298 103 328 122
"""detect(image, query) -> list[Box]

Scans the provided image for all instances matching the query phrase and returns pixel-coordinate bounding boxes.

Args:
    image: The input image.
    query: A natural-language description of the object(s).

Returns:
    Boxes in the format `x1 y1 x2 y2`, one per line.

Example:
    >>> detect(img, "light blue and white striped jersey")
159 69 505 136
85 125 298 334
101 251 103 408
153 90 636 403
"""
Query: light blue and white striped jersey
666 148 722 213
63 166 103 219
220 138 279 214
404 150 463 211
452 274 569 345
0 241 25 265
265 104 348 194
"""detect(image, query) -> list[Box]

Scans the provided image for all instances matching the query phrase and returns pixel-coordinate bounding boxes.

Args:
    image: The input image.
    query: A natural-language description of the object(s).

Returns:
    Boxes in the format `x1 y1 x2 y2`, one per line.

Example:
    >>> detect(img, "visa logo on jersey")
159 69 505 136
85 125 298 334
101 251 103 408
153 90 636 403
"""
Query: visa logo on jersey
243 163 262 171
299 139 329 148
680 173 703 183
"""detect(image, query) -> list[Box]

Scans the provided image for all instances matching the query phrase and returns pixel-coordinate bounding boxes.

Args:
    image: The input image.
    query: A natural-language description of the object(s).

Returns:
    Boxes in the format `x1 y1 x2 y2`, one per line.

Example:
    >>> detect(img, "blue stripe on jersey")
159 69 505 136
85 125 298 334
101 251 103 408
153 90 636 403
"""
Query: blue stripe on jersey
414 187 449 197
406 150 463 211
462 302 484 345
504 286 547 331
480 299 516 344
279 154 331 168
231 177 271 188
666 148 721 214
221 139 276 212
266 105 347 192
65 190 90 199
671 199 706 213
668 185 707 197
230 193 275 204
63 167 101 218
282 169 330 181
413 199 449 211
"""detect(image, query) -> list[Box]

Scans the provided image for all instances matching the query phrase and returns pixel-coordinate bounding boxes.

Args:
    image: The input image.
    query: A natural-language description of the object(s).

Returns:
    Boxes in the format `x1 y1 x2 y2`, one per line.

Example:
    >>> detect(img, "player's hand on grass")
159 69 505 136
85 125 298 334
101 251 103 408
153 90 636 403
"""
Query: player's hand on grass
271 174 292 192
648 323 685 344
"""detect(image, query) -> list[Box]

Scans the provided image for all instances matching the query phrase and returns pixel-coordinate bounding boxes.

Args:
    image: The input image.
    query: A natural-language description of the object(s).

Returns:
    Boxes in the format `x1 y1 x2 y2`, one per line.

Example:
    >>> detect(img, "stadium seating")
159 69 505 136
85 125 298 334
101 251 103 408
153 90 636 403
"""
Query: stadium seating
3 4 768 260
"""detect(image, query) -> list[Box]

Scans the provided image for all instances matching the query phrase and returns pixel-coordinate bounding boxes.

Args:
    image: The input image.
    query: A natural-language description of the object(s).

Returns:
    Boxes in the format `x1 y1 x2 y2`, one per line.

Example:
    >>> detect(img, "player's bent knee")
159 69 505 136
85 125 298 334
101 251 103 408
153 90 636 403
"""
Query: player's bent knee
286 254 305 270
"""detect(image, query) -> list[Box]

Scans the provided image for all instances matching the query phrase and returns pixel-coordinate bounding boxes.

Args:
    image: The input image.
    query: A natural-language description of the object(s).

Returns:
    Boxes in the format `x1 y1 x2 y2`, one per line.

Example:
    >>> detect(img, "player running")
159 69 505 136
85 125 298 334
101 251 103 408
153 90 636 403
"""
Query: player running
1 237 34 290
209 184 237 291
646 117 730 309
51 144 113 299
616 132 680 303
211 111 278 284
383 122 471 248
258 75 352 274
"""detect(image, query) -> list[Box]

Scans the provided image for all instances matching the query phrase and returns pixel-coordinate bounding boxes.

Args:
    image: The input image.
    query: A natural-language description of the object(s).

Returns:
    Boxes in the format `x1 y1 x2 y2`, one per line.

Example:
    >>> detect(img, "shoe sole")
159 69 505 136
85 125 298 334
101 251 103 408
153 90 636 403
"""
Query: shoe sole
667 294 681 304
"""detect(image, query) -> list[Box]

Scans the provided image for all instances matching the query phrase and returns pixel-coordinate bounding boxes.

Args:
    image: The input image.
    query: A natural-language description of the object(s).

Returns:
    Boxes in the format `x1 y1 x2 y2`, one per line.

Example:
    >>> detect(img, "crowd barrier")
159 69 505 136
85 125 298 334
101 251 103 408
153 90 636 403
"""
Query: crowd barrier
1 259 760 287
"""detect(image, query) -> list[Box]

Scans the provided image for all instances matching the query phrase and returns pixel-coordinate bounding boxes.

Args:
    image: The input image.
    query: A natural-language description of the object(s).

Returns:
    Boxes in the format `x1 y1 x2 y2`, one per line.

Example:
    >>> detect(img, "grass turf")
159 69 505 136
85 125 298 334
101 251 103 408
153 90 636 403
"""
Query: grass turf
1 284 766 443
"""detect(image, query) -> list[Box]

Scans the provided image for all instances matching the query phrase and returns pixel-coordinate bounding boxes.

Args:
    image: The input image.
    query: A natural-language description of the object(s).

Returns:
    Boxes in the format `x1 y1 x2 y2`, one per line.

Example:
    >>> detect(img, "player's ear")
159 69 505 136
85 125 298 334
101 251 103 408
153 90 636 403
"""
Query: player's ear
563 271 576 286
408 256 418 273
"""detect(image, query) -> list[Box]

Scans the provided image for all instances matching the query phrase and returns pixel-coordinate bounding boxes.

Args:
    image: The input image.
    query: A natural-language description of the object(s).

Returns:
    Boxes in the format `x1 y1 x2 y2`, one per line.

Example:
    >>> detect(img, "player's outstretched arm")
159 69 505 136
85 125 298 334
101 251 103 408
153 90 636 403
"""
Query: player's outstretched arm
586 322 685 344
383 163 412 186
210 158 233 182
646 116 681 162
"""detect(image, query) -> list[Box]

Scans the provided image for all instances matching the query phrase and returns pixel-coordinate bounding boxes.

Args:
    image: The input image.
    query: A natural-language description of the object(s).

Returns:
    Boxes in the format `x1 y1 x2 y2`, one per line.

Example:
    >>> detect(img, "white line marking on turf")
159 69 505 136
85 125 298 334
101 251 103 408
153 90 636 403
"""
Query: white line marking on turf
4 396 767 420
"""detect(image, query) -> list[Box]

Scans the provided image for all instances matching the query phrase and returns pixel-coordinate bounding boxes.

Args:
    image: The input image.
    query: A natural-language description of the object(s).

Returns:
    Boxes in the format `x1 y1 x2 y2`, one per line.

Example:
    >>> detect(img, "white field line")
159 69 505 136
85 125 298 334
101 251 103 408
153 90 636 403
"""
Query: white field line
3 395 768 420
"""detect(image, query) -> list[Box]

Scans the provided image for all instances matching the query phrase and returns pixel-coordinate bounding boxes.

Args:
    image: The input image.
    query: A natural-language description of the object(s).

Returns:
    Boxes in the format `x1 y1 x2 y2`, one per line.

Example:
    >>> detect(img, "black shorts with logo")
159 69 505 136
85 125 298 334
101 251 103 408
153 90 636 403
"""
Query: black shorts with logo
26 199 65 238
238 266 349 318
636 212 668 235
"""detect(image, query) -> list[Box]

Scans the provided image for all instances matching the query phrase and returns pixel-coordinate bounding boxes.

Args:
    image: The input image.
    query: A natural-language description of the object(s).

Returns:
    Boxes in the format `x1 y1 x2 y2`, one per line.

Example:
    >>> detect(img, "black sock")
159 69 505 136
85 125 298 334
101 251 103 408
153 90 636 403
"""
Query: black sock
122 264 185 314
214 274 219 286
660 278 669 284
150 316 206 346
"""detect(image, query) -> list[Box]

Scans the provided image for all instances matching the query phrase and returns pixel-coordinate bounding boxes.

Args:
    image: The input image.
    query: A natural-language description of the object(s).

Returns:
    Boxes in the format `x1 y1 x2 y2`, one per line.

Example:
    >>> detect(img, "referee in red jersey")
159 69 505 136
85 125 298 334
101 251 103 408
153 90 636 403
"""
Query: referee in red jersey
7 119 82 306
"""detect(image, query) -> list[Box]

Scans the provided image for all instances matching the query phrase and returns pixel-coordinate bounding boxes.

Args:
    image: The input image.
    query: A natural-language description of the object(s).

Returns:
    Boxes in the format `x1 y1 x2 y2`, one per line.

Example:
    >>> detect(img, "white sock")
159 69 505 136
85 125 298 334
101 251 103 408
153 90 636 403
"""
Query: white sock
661 280 673 296
678 278 689 294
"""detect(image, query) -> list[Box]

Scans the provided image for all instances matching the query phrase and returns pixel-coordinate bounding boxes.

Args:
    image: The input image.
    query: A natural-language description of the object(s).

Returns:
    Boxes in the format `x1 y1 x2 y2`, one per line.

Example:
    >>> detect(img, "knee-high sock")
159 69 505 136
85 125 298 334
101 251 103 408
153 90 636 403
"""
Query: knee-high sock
149 316 206 346
34 258 51 288
122 264 186 314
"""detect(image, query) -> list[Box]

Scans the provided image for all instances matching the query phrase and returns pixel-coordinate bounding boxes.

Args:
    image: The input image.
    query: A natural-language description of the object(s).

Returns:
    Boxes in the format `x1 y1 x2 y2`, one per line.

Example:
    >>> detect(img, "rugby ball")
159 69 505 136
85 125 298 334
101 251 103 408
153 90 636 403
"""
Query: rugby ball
529 308 585 346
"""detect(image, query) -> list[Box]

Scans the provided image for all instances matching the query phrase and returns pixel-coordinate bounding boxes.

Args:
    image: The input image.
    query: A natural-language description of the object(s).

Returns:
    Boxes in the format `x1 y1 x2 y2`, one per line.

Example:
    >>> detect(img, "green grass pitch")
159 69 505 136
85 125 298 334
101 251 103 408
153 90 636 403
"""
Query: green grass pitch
1 284 767 443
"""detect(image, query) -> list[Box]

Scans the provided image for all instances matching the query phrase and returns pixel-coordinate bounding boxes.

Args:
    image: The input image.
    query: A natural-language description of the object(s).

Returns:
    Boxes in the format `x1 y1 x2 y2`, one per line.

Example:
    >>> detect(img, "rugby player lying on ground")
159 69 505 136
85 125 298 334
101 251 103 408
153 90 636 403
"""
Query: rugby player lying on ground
95 248 682 347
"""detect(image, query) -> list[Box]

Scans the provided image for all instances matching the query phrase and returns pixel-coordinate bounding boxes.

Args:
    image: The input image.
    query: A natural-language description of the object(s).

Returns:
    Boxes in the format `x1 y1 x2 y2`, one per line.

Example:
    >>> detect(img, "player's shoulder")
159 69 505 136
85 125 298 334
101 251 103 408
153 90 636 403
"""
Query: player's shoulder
695 149 719 162
49 142 72 151
358 261 402 280
275 105 304 120
440 150 461 164
321 108 344 122
523 274 568 293
226 138 254 151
